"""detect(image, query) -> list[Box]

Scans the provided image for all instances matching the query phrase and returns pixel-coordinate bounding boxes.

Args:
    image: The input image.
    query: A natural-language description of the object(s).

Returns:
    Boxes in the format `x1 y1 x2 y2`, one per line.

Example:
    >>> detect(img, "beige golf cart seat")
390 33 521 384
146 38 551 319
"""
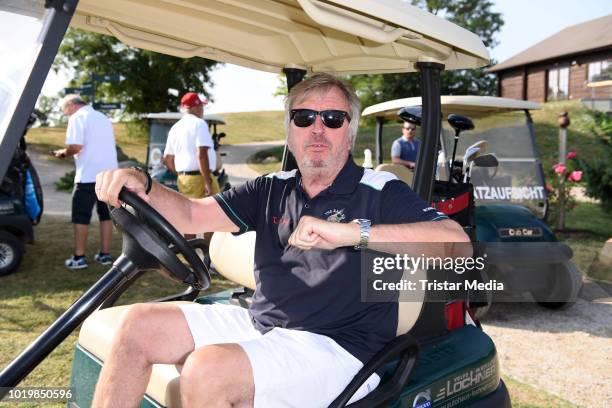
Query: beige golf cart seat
375 163 414 186
77 231 425 407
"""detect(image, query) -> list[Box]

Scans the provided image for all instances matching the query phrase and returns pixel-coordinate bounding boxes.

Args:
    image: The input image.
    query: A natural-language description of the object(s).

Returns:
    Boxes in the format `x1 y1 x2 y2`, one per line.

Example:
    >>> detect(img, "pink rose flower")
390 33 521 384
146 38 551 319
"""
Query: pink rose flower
566 151 577 160
567 170 583 182
553 163 567 174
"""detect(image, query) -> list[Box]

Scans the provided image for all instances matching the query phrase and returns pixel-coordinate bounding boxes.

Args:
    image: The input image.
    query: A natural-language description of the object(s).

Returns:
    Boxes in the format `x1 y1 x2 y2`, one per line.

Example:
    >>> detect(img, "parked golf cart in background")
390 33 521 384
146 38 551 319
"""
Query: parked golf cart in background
0 113 43 277
0 1 513 407
144 112 230 191
362 96 582 312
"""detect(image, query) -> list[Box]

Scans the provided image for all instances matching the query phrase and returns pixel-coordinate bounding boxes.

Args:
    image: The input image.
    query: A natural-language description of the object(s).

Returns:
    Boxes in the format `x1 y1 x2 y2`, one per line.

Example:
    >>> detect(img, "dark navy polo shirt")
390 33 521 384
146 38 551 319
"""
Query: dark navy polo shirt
213 157 448 365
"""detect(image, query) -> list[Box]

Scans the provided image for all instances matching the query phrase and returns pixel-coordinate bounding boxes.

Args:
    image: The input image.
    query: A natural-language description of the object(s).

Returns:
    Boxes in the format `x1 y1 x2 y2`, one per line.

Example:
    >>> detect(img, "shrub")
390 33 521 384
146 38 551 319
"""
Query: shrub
577 111 612 210
55 170 75 192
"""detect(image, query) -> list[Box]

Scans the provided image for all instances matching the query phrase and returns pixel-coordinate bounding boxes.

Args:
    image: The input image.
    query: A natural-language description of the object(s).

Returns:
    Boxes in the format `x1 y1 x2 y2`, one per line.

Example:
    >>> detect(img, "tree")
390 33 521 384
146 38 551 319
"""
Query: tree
347 0 504 110
53 28 220 114
34 94 60 126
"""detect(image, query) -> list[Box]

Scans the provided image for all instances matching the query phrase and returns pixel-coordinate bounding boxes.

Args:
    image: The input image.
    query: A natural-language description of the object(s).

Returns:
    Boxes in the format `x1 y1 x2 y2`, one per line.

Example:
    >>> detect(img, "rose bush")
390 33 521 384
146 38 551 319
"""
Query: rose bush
546 151 583 228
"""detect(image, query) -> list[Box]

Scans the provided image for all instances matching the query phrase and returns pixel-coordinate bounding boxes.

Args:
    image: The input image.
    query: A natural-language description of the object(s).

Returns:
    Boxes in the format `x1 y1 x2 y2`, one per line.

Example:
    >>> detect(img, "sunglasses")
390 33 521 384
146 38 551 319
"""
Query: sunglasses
403 126 416 131
290 109 351 129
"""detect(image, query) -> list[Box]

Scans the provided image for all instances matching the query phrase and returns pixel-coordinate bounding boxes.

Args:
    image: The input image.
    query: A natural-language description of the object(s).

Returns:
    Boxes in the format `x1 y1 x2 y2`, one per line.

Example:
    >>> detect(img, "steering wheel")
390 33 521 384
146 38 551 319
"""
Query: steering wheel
112 188 210 290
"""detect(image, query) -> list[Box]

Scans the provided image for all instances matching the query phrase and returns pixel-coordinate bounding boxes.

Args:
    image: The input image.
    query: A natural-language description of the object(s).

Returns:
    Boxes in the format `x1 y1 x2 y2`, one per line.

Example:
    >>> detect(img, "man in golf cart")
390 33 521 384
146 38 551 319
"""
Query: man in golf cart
391 120 420 169
94 73 469 407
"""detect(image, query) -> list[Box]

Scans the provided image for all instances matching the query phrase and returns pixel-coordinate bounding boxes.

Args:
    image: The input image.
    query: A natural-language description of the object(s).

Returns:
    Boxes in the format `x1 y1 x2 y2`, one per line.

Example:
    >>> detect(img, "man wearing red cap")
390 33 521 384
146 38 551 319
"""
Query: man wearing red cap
164 92 219 205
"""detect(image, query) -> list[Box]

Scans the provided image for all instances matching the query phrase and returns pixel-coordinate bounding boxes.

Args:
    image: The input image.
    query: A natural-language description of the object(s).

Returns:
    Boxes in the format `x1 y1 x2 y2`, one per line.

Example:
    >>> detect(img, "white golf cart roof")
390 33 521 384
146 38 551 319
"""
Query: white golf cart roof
70 0 489 74
144 112 226 125
362 95 541 118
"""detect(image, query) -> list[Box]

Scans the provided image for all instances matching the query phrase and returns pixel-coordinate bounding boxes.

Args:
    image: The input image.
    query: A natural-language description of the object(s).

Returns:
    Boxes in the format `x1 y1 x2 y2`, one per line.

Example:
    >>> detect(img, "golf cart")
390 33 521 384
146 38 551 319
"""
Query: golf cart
0 1 511 407
144 112 230 191
0 113 43 277
362 96 582 311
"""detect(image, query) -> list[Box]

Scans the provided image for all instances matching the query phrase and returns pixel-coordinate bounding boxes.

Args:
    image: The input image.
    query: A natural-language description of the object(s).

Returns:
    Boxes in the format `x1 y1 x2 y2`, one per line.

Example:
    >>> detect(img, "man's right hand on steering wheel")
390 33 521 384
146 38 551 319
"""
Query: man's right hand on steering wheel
96 168 151 208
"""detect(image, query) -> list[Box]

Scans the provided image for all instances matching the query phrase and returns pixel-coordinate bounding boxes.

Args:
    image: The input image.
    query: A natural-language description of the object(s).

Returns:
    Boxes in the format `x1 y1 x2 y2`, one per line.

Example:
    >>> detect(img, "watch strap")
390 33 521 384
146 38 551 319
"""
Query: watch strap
131 166 152 194
352 219 371 250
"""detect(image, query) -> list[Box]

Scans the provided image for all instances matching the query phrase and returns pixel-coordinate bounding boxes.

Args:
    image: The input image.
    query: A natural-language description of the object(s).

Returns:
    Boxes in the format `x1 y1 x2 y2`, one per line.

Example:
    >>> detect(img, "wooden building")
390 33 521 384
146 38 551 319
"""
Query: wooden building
490 14 612 106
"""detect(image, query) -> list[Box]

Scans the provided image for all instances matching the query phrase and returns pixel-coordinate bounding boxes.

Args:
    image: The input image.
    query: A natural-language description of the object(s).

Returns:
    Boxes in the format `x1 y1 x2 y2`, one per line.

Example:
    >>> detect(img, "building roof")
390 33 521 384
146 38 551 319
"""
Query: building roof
361 95 540 118
489 14 612 72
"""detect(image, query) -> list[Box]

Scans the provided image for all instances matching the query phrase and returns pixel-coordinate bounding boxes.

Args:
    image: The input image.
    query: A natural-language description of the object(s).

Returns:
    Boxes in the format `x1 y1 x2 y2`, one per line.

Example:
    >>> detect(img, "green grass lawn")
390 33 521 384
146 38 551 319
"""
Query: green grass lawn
559 202 612 282
218 111 286 144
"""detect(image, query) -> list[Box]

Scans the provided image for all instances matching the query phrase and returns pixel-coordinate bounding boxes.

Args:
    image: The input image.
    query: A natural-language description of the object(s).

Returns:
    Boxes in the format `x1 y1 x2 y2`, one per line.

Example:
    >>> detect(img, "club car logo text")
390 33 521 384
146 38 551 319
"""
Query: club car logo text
434 360 496 405
474 186 545 201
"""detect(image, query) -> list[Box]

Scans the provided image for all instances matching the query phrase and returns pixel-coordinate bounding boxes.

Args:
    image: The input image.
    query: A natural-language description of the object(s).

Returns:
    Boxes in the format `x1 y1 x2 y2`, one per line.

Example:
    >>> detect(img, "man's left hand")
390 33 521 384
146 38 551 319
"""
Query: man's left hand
288 215 359 250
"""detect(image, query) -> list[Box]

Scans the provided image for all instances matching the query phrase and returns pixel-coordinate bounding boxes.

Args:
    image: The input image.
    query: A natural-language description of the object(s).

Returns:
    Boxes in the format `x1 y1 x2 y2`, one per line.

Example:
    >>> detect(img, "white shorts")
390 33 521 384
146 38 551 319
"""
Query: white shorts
178 303 380 408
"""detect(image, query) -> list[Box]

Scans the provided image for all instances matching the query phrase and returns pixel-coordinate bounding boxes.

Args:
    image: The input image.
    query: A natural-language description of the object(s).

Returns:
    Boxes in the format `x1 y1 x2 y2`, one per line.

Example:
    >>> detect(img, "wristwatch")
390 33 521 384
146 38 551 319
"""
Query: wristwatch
131 166 152 194
351 219 371 250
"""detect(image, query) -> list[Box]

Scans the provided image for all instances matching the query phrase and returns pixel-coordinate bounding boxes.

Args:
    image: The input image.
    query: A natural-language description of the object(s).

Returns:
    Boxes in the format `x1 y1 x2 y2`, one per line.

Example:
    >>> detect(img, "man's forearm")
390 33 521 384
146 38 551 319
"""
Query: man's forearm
391 157 415 167
367 219 471 258
289 216 470 258
164 156 176 175
143 181 195 233
197 148 211 179
57 144 82 158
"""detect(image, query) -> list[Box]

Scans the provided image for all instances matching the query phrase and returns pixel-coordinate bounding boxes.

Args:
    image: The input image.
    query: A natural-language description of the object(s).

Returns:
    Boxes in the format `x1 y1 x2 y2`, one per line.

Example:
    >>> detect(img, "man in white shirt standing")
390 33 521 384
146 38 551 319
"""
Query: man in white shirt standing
54 94 118 269
164 92 218 200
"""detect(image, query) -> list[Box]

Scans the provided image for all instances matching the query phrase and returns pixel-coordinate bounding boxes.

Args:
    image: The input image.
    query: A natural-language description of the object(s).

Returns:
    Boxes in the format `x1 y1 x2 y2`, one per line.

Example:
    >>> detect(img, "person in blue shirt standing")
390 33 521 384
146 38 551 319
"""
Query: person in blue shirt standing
391 121 420 169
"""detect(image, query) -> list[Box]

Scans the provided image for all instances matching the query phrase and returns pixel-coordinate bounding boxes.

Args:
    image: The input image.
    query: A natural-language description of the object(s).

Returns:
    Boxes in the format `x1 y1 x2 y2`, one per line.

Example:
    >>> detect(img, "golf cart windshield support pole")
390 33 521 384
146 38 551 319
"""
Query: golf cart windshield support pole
525 109 548 202
0 255 137 393
375 117 384 165
414 62 444 202
281 68 307 171
0 0 78 182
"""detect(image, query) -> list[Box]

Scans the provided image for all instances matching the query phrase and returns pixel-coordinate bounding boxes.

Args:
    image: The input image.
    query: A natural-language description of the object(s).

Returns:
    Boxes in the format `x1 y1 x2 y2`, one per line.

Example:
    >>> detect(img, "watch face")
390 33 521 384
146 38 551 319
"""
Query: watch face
354 218 371 226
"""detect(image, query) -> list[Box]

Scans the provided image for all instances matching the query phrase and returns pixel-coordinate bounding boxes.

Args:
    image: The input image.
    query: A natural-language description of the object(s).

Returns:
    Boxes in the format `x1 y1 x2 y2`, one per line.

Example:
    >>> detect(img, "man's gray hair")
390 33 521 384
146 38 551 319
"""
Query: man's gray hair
284 73 361 147
60 94 87 109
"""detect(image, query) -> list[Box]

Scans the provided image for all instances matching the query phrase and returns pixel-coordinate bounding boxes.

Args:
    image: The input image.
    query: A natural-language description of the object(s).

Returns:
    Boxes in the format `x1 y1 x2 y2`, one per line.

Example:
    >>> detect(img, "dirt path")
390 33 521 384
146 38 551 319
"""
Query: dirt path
481 280 612 407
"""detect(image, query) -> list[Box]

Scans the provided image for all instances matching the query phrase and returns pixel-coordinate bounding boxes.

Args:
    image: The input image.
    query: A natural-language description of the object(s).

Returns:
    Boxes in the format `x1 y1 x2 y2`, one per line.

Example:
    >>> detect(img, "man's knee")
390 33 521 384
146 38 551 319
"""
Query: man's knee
181 344 254 407
112 304 160 356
